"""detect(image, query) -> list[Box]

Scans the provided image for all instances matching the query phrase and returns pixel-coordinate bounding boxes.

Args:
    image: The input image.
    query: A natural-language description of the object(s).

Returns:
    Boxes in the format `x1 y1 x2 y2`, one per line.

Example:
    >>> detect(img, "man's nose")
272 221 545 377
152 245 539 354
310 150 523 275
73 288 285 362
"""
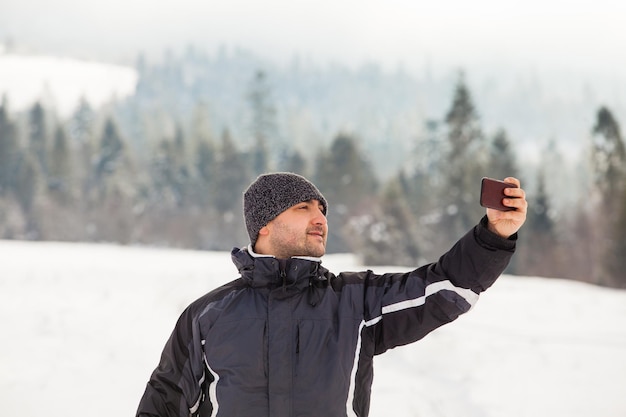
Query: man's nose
312 210 327 225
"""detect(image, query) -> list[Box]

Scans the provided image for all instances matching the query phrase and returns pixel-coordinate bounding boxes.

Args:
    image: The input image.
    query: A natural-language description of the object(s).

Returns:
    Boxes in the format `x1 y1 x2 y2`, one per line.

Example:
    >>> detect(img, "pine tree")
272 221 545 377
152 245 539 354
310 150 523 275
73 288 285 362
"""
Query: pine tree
405 119 445 223
195 138 214 181
313 133 378 253
607 184 626 287
441 73 487 240
149 124 191 207
488 128 519 180
150 138 175 206
28 102 48 176
313 133 378 211
48 124 73 204
0 98 19 196
13 153 40 238
515 169 563 278
188 101 216 207
352 172 420 266
589 106 626 286
69 98 95 145
210 128 251 248
94 118 124 183
541 138 570 213
88 117 126 205
247 70 275 175
279 150 308 176
591 106 626 208
69 98 95 189
528 169 554 235
213 128 250 214
171 123 190 205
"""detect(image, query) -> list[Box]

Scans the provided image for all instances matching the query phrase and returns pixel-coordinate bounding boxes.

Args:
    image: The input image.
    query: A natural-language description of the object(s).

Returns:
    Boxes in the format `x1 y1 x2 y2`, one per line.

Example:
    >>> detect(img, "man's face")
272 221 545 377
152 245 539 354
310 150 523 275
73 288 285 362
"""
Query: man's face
262 199 327 259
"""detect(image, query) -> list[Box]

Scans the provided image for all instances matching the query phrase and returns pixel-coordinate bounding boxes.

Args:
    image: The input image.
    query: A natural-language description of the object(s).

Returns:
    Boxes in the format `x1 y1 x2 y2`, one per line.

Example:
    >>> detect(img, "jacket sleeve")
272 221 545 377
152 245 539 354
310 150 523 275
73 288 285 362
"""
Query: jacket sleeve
362 215 516 355
136 304 209 417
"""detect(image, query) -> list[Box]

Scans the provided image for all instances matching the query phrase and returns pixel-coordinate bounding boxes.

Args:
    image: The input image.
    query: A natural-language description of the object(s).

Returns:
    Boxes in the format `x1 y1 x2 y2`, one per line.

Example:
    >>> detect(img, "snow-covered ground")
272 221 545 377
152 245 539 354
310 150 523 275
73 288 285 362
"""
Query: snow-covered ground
1 239 625 417
0 53 137 116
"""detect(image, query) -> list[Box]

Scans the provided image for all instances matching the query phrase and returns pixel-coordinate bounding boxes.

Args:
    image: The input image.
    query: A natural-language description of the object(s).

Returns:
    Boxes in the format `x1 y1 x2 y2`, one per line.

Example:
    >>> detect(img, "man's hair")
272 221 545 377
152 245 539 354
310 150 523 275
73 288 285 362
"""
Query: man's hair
243 172 328 247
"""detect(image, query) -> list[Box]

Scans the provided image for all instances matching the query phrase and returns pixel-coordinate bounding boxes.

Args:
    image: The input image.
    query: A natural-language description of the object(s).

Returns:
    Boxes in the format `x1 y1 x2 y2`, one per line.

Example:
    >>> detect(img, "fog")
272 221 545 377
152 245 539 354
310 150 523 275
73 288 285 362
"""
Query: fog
2 0 626 77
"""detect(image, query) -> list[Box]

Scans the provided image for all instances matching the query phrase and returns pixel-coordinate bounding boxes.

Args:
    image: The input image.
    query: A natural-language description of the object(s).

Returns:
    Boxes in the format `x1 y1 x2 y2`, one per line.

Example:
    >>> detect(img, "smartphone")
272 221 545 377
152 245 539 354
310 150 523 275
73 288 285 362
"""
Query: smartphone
480 177 518 211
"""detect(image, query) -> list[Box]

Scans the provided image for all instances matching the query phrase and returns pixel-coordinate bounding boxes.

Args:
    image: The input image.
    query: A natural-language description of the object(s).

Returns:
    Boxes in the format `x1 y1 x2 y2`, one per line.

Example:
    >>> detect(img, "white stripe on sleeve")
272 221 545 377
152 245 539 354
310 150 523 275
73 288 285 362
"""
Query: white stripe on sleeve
365 280 479 328
346 320 366 417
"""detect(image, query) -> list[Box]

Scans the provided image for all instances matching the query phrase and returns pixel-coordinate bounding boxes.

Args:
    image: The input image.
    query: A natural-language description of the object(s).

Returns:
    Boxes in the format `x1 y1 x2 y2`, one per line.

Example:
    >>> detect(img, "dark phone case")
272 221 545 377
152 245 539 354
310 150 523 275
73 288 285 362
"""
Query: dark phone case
480 177 517 211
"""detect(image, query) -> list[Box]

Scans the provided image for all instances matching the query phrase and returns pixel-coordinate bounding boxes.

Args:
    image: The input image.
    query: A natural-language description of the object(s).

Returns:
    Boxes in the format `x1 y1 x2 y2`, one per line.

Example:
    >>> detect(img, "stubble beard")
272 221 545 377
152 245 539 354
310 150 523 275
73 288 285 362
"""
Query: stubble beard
270 223 326 259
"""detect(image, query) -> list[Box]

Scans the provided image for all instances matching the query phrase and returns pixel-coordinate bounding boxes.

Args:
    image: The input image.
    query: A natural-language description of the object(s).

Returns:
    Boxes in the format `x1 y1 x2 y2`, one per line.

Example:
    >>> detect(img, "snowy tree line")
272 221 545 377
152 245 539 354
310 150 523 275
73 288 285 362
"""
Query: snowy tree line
0 53 625 288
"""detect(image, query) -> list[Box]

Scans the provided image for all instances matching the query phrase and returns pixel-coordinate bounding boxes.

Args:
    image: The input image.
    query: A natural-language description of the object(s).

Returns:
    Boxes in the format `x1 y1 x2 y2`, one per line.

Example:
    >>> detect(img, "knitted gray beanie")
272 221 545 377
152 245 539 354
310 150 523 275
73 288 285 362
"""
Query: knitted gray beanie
243 172 328 247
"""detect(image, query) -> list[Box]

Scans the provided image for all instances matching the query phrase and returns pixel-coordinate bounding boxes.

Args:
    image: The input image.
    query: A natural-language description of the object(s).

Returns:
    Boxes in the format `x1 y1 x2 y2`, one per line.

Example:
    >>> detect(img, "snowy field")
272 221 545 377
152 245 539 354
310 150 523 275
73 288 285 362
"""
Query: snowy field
1 239 625 417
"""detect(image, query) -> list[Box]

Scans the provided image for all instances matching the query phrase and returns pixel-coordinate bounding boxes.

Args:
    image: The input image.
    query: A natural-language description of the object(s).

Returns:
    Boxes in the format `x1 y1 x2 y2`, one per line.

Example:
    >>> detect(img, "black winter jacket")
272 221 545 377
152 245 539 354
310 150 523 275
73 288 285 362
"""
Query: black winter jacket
137 217 516 417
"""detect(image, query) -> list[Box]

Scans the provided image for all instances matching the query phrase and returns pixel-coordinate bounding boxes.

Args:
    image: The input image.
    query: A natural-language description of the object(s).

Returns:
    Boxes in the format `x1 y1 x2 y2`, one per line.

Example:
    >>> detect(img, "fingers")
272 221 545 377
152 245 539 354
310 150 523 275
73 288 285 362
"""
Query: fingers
505 197 528 215
503 177 521 188
503 179 527 214
485 177 529 237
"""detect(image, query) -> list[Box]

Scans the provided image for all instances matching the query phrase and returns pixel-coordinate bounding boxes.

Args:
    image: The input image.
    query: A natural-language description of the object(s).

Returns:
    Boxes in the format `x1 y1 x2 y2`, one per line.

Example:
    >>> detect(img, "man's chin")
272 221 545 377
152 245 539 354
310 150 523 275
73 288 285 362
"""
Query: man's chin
305 236 326 257
306 244 326 258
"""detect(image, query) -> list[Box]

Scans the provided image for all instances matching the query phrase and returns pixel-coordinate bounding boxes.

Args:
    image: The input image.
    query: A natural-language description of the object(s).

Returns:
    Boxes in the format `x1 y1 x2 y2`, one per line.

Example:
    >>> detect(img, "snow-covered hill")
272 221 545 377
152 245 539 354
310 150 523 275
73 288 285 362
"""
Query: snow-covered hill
0 53 137 116
1 240 624 416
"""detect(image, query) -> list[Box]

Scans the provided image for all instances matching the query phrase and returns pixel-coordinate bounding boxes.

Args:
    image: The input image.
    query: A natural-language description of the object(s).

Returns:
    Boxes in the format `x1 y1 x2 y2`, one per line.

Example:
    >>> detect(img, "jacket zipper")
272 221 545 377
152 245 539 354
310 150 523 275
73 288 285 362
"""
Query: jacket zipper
295 321 300 376
278 259 288 291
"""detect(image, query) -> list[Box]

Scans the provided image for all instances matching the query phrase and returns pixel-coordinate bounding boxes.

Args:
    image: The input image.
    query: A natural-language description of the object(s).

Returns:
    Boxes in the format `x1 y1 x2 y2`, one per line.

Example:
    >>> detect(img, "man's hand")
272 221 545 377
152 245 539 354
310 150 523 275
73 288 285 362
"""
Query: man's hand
485 177 528 238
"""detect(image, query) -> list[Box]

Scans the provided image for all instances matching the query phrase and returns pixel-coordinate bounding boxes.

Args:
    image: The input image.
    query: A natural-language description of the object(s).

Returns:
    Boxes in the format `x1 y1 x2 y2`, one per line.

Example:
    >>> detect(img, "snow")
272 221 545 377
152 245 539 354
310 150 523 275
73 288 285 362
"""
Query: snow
0 54 137 117
1 239 625 417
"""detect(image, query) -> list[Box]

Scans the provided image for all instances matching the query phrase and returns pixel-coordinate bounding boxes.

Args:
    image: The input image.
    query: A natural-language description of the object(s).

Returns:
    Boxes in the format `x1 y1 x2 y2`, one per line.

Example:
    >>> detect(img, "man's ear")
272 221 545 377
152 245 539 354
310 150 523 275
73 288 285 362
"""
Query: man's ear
258 225 270 237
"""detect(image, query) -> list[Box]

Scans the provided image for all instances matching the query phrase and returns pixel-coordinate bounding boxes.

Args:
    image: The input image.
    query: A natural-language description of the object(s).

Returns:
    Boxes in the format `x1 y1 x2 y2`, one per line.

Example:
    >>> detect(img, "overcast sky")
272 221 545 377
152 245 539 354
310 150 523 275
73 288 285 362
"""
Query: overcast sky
1 0 625 77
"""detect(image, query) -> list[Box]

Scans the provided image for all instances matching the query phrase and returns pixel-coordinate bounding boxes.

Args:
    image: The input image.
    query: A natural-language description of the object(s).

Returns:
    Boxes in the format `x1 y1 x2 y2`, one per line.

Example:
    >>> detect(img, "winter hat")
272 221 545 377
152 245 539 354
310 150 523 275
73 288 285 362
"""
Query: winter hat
244 172 328 247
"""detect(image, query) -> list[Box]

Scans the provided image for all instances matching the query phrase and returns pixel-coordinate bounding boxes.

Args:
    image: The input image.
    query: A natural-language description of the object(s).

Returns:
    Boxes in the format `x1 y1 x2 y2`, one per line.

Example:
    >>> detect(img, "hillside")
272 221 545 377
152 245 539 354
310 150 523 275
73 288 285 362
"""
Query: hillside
0 53 137 117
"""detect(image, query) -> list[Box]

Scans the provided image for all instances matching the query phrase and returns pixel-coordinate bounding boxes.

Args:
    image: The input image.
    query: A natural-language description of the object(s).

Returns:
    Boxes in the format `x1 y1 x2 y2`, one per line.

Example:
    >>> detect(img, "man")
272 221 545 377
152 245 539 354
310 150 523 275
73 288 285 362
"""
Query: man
136 172 527 417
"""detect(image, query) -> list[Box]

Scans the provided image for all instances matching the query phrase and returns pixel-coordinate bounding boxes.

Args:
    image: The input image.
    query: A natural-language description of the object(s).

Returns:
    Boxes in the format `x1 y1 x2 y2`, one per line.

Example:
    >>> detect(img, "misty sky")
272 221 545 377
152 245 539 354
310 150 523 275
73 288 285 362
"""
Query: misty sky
2 0 625 76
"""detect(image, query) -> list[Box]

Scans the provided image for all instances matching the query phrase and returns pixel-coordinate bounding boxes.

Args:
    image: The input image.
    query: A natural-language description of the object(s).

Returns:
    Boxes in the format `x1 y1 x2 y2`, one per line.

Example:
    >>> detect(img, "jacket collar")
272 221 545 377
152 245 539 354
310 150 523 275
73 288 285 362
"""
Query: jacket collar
231 246 329 292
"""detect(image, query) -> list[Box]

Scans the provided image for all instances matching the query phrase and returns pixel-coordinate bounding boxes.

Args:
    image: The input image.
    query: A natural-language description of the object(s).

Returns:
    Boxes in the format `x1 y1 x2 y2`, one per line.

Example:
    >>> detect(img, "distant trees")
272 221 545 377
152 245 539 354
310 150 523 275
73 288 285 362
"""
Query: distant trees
92 118 125 193
349 172 420 266
1 54 625 289
48 125 73 205
588 106 626 287
314 133 378 211
247 70 275 176
401 120 443 258
608 186 626 284
514 168 562 277
28 102 48 177
150 127 187 207
398 74 490 260
13 154 39 235
591 106 626 208
314 133 378 252
0 99 19 198
440 74 488 243
488 128 519 181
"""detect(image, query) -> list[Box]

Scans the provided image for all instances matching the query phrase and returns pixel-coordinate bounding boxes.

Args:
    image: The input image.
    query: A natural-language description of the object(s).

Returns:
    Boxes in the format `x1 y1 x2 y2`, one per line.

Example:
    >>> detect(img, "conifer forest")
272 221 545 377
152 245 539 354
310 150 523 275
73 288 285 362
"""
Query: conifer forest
1 48 625 288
